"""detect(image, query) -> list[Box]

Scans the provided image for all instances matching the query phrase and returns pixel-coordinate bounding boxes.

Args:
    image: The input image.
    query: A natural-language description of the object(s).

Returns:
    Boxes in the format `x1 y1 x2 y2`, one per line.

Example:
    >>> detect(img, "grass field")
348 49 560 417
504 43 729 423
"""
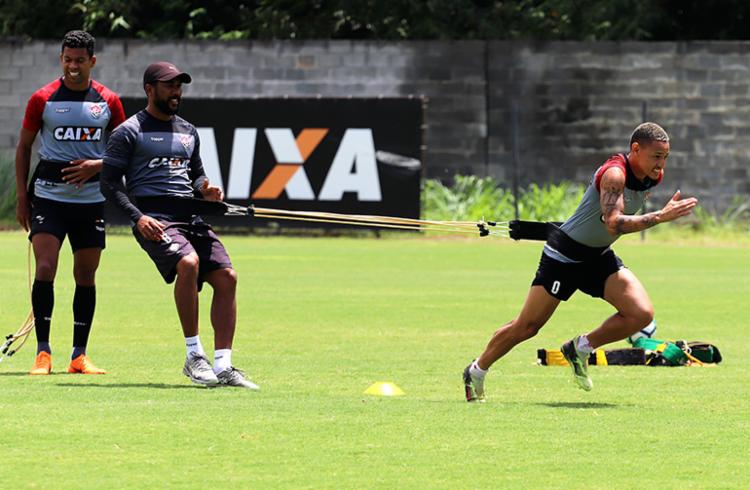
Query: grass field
0 230 748 488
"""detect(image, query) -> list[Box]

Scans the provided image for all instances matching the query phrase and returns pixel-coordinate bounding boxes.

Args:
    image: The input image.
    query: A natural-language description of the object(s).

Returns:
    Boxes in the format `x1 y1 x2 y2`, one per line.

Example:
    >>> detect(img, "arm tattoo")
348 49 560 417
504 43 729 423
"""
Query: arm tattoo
614 212 660 234
599 168 659 235
600 179 625 235
602 188 622 215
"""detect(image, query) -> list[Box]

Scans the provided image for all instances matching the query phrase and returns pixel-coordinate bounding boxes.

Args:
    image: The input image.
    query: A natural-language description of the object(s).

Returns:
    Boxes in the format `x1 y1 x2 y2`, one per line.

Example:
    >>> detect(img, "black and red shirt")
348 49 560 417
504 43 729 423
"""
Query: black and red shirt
22 78 125 203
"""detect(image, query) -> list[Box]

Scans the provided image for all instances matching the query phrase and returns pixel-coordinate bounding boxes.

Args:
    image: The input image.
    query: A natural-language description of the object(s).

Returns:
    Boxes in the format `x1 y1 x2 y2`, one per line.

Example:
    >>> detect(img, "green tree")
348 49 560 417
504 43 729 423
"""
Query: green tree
3 0 750 41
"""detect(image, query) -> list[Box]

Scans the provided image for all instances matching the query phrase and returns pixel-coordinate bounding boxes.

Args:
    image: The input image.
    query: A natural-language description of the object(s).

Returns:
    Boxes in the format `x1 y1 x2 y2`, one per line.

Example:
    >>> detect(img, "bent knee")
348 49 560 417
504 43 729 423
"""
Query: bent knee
624 305 654 329
211 268 237 290
512 319 545 340
637 309 655 329
223 268 238 284
176 254 200 276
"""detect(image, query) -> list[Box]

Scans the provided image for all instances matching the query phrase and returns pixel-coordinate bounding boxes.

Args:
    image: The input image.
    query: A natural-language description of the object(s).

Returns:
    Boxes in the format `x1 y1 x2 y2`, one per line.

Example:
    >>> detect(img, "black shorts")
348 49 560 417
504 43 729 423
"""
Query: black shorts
29 197 106 252
531 250 624 300
133 220 233 291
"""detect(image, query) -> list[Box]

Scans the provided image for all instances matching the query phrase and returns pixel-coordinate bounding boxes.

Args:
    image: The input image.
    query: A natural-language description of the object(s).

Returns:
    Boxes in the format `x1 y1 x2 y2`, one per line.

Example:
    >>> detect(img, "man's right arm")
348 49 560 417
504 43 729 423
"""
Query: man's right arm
100 164 142 223
100 164 166 242
101 123 167 242
101 121 142 223
16 91 45 231
15 128 37 231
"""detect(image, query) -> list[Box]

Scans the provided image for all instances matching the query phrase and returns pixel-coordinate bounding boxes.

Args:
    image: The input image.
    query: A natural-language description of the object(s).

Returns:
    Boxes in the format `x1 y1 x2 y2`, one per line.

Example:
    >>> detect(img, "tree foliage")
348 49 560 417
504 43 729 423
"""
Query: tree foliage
2 0 750 41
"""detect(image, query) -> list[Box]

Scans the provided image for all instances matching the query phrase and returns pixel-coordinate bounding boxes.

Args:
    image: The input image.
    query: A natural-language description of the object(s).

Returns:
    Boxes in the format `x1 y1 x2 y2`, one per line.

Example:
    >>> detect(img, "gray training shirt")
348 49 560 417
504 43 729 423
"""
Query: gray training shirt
545 153 662 262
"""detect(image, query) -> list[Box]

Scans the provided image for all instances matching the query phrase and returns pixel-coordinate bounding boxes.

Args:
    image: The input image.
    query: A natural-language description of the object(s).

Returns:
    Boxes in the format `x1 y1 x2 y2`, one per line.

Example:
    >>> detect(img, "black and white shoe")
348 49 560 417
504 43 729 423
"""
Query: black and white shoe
561 338 593 391
216 366 260 390
463 361 486 403
183 353 219 386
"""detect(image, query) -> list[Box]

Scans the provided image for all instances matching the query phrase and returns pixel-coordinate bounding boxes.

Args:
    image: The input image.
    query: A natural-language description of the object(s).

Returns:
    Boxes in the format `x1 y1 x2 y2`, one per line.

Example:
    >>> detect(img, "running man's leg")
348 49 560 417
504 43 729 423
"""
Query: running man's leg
465 285 560 401
586 268 654 349
561 268 653 391
477 285 561 369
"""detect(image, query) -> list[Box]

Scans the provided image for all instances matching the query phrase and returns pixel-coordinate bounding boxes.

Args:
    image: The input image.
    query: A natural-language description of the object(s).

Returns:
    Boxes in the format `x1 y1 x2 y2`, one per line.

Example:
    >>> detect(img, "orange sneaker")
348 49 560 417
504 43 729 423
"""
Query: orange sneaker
68 354 107 374
29 351 52 375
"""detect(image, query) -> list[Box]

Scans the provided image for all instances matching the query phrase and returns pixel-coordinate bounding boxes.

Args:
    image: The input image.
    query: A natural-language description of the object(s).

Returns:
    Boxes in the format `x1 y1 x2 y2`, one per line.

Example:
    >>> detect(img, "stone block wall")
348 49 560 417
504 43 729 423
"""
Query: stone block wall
1 39 748 210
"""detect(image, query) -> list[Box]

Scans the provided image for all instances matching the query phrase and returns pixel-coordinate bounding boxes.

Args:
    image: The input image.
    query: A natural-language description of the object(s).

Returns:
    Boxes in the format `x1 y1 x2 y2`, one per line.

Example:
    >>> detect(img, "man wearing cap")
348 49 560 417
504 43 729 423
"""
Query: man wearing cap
100 61 259 389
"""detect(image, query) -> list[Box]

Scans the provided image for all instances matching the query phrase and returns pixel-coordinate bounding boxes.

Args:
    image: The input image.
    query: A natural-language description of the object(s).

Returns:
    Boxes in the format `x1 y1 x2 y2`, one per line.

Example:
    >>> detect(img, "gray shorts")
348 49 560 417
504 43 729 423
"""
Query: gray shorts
133 221 232 291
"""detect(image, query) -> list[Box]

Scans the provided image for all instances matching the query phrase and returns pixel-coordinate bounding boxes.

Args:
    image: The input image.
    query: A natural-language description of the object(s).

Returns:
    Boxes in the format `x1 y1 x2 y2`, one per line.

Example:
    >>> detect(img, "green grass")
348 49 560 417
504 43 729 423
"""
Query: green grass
0 231 748 488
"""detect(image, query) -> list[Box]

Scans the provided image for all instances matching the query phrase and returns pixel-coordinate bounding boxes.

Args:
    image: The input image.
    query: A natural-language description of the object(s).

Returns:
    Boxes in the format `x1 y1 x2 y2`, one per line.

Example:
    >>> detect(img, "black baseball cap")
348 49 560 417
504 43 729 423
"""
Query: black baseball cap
143 61 192 85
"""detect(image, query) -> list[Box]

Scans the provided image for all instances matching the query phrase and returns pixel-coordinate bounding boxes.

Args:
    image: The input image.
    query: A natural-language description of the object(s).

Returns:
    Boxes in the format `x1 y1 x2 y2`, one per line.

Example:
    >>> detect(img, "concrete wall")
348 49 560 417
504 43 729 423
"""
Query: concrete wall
1 39 748 209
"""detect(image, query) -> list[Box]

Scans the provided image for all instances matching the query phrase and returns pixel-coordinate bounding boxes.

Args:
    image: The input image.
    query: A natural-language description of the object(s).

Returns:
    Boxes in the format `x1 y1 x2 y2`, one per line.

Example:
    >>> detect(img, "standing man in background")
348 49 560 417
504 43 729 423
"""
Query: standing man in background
15 30 125 375
101 61 259 390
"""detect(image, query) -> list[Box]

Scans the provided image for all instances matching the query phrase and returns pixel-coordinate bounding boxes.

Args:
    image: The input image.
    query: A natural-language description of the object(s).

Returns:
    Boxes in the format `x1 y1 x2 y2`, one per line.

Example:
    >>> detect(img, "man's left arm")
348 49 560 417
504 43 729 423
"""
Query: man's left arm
61 158 102 187
600 167 698 235
189 131 223 202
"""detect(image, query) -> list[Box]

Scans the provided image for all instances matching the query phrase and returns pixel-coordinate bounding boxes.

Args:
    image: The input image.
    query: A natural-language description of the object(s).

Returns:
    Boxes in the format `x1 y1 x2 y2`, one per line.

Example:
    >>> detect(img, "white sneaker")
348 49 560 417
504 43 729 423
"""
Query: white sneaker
216 366 260 390
561 338 593 391
183 353 219 386
463 361 486 402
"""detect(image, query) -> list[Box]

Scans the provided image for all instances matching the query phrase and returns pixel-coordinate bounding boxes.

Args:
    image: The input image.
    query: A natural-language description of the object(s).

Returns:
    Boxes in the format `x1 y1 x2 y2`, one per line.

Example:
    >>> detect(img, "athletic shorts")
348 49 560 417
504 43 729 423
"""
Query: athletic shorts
531 227 624 301
29 197 106 251
133 220 233 291
531 250 624 300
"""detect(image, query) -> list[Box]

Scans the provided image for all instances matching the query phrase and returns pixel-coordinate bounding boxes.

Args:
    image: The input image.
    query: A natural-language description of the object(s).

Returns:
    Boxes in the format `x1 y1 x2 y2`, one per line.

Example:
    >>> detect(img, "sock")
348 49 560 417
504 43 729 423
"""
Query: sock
470 359 488 379
575 335 593 356
37 341 51 355
185 335 206 358
72 285 96 359
32 279 54 353
213 349 232 374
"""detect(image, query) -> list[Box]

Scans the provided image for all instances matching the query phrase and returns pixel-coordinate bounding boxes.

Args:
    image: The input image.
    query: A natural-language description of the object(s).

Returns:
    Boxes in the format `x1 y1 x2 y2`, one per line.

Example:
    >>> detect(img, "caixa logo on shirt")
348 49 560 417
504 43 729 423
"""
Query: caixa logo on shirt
148 156 191 169
54 126 103 142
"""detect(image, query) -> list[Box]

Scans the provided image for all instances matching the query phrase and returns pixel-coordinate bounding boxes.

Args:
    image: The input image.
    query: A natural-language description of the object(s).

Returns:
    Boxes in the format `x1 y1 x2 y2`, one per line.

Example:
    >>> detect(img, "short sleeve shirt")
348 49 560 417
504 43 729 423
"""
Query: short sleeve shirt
23 78 125 203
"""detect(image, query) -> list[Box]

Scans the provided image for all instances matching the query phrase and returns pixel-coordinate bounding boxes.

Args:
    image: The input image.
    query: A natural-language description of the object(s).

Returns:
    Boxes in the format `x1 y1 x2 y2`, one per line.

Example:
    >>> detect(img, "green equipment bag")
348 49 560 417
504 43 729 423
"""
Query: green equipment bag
536 339 722 367
632 338 722 366
685 341 723 363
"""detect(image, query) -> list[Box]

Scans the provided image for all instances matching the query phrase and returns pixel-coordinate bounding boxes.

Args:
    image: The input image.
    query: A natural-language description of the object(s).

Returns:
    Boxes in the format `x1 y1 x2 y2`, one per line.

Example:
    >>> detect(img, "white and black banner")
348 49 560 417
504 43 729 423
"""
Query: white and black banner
116 97 424 228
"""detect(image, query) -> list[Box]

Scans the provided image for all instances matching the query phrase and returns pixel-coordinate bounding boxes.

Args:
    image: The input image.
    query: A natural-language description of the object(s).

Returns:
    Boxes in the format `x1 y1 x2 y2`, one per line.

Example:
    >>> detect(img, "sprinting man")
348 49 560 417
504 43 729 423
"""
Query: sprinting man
463 123 698 401
15 30 125 375
100 61 258 389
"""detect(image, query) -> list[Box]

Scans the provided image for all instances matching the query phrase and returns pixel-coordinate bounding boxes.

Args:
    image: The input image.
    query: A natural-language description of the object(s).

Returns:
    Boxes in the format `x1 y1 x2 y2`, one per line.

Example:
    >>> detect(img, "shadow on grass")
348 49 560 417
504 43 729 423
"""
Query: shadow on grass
0 371 28 376
536 402 621 409
55 382 201 390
